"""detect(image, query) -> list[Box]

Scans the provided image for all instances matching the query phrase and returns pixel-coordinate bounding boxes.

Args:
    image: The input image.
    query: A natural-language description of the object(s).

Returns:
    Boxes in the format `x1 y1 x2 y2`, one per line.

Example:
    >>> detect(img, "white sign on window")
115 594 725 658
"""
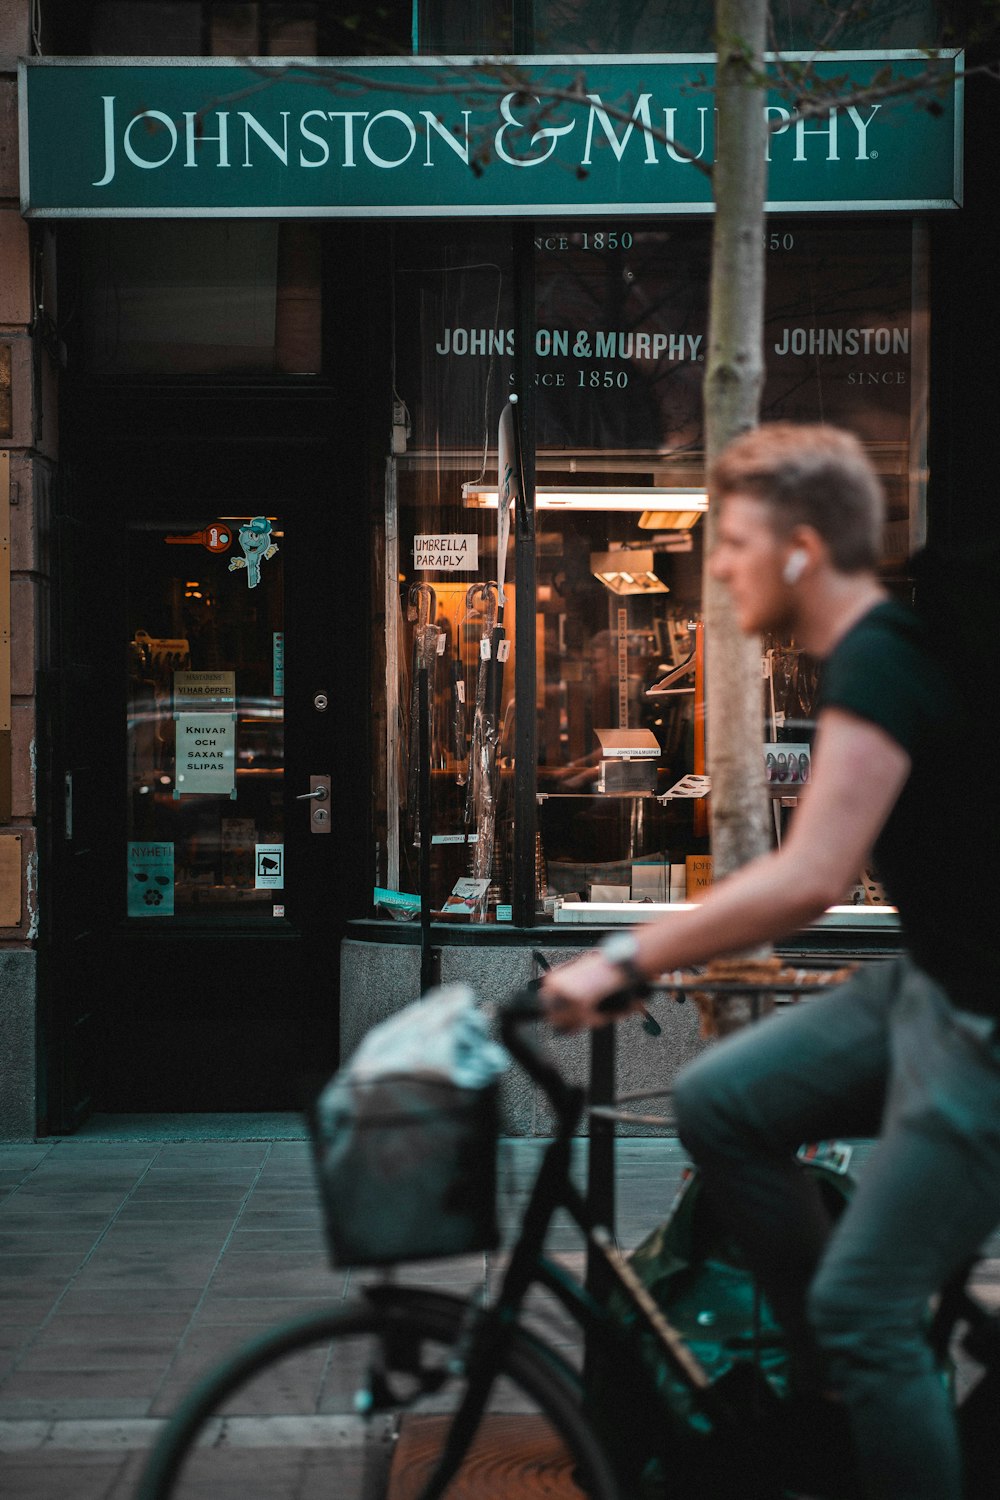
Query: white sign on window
175 714 236 797
173 670 236 712
413 534 478 571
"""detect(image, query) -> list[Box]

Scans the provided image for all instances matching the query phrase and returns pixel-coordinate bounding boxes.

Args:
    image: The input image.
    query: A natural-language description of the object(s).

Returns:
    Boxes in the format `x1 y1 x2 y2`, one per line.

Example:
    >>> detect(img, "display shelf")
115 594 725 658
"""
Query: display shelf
552 900 898 928
537 790 661 800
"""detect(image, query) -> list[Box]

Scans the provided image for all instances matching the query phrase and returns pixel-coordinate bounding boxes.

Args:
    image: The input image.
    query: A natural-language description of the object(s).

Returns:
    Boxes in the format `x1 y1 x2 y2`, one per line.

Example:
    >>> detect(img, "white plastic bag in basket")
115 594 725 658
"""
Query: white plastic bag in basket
344 983 509 1089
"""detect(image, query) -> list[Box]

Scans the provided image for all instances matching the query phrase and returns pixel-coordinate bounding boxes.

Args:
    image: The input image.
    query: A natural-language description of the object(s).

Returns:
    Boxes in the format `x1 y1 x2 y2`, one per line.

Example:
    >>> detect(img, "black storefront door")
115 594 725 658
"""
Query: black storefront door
41 377 372 1127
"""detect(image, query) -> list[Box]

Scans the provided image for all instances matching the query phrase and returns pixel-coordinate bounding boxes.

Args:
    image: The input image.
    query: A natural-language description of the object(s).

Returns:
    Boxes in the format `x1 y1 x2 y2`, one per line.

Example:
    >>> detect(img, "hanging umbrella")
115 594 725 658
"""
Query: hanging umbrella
406 582 441 838
450 648 468 785
461 399 523 899
496 399 521 612
464 582 506 892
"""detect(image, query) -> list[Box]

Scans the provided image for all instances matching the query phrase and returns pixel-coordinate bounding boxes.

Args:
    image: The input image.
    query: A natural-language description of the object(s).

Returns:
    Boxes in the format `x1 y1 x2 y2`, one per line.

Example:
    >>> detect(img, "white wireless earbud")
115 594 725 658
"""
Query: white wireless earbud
783 549 808 585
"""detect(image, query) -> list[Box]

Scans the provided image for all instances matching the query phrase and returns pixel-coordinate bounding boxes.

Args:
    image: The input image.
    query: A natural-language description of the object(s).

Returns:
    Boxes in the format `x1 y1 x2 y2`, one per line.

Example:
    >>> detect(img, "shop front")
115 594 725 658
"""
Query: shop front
10 1 980 1132
343 207 936 1119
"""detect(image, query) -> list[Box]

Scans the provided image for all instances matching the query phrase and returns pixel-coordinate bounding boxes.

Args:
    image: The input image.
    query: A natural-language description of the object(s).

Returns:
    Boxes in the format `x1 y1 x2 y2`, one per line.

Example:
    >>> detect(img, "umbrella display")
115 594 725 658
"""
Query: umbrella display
406 582 442 837
464 581 505 888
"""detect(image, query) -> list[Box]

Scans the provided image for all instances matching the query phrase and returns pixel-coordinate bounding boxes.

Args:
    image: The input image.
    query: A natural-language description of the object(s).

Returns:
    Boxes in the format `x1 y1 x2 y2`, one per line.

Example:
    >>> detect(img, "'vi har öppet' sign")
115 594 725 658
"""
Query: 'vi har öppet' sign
18 53 962 218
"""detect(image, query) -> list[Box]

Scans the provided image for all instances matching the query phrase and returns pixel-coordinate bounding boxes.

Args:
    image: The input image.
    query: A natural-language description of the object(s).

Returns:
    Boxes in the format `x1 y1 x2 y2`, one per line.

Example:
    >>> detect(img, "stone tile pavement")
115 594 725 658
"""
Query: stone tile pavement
0 1124 697 1498
0 1123 997 1498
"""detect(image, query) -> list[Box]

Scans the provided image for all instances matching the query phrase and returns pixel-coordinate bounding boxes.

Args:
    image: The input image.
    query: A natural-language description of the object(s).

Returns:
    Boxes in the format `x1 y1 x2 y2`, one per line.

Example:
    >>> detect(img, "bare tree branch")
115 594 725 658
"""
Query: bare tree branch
183 43 978 190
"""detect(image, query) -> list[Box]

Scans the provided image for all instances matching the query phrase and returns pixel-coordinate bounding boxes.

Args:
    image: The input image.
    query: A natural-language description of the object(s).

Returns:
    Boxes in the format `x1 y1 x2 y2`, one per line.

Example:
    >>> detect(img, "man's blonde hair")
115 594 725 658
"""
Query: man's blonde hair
709 423 884 572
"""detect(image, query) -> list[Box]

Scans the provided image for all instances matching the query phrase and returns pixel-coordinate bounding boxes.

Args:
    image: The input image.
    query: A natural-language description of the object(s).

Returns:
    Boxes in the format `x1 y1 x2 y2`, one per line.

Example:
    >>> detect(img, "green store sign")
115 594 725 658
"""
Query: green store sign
19 53 962 218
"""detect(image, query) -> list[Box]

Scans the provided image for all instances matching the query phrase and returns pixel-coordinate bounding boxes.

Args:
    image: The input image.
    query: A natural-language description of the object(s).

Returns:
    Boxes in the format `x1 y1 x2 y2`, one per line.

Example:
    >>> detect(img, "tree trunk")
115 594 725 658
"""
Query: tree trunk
703 0 772 883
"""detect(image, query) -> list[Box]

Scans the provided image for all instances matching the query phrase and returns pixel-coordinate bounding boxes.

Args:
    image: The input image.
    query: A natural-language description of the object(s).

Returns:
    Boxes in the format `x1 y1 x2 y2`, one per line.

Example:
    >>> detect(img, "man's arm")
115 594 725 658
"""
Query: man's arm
541 708 911 1031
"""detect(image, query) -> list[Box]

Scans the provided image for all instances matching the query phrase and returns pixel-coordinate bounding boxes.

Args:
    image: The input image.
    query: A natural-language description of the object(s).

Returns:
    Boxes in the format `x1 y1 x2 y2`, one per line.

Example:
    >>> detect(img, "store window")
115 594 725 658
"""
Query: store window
51 0 411 57
530 0 941 52
126 516 285 919
418 0 942 54
70 221 321 376
378 215 926 923
72 2 318 56
373 231 517 913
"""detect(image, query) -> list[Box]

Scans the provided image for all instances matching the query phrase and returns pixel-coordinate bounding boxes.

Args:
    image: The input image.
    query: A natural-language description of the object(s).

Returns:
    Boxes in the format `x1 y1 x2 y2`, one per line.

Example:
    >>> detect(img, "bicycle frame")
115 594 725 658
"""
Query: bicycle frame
133 986 1000 1500
407 992 774 1500
498 992 763 1395
488 990 1000 1500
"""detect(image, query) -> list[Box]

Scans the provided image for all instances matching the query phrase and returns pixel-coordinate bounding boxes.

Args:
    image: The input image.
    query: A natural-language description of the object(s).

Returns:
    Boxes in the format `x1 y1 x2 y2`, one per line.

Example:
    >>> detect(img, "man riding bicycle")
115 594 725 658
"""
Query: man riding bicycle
542 422 1000 1500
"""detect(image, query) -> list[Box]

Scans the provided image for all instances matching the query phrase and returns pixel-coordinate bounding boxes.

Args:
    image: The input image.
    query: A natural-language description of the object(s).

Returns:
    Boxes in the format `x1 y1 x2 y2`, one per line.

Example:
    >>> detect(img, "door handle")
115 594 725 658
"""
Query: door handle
298 775 332 833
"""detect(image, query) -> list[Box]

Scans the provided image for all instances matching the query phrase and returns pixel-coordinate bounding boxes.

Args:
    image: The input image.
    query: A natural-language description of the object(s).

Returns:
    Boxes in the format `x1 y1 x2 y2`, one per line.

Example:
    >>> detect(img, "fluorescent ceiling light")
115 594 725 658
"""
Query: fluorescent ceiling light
463 484 708 513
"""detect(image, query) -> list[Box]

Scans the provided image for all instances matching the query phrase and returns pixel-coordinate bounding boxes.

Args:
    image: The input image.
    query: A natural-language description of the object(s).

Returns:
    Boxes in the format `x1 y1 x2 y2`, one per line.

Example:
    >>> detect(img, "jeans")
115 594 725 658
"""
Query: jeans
673 956 1000 1500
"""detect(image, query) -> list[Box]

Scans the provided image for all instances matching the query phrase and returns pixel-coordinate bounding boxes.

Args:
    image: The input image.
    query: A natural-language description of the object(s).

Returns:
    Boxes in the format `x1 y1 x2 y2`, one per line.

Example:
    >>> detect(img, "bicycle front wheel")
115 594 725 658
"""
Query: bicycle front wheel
136 1285 622 1500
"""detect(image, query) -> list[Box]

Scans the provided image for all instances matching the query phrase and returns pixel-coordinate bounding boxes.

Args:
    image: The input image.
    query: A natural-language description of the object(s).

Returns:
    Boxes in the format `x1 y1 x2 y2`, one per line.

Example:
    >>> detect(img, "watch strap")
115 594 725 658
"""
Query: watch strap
598 933 651 996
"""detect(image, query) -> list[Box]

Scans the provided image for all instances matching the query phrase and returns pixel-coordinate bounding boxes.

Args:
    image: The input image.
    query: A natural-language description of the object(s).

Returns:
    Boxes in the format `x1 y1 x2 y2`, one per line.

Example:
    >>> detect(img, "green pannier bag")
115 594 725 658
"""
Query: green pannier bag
585 1152 855 1497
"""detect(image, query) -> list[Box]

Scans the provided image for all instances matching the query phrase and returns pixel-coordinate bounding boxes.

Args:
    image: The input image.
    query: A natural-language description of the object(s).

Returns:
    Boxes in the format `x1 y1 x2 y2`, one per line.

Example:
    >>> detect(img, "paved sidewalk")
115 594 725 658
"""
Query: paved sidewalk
0 1122 997 1499
0 1122 697 1499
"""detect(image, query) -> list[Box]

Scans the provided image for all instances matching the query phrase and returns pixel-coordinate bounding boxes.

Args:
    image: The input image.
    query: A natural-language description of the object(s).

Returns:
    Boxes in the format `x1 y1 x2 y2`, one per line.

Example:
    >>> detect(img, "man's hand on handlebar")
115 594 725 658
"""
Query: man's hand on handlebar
539 951 649 1034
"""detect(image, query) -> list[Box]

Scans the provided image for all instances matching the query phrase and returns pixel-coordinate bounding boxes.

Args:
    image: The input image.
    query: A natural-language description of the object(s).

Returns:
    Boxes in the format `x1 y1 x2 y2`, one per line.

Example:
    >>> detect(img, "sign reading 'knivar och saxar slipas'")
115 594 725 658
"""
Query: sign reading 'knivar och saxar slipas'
18 52 962 218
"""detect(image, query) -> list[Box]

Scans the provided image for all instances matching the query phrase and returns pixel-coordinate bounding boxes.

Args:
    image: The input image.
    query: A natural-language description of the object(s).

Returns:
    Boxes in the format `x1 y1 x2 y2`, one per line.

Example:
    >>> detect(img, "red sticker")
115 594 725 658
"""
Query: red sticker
164 525 232 552
203 525 232 552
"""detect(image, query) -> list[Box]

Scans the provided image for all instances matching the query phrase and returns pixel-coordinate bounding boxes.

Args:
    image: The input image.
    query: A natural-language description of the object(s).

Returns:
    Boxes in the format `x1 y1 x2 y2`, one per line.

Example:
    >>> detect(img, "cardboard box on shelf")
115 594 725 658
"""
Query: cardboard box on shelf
686 855 713 898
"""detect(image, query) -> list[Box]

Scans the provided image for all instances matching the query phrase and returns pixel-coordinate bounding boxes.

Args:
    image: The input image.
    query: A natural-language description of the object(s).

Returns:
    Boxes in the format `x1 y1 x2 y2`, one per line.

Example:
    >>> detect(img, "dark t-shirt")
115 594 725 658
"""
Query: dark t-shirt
817 599 999 1010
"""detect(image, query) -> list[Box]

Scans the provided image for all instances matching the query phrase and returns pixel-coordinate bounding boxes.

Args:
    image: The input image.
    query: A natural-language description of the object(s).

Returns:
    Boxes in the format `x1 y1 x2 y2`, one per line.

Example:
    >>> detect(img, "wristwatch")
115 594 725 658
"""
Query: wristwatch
598 931 651 995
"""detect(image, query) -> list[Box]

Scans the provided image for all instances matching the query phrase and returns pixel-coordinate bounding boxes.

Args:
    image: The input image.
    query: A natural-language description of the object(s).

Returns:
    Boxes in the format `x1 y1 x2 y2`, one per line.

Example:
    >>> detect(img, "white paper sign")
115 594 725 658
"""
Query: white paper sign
173 670 236 712
413 534 479 571
659 773 712 800
442 876 490 915
175 714 236 796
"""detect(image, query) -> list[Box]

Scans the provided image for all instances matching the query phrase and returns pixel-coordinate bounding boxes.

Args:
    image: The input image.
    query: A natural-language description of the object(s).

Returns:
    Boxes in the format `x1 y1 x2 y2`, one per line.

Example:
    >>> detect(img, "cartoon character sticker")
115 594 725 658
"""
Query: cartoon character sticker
228 517 278 588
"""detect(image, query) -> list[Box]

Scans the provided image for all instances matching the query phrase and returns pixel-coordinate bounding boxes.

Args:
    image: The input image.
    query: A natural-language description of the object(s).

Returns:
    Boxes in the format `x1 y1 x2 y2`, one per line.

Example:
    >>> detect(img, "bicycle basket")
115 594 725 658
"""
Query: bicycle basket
310 1071 501 1267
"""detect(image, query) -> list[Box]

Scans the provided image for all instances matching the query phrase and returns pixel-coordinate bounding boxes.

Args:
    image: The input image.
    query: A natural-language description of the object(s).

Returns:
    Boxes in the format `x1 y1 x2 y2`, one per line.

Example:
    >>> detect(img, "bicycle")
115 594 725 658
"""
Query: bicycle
135 984 1000 1500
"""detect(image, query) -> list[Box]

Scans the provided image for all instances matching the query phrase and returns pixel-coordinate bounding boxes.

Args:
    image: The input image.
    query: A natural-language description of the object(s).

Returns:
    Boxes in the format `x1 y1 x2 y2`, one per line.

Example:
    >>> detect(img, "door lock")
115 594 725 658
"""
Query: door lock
297 775 332 833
